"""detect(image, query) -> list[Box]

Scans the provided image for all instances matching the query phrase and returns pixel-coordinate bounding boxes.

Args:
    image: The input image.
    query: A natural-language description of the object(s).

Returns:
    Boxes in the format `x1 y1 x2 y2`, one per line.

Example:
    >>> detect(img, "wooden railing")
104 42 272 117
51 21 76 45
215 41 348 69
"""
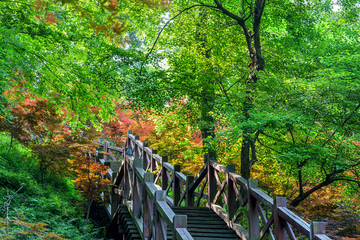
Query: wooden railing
97 133 193 240
96 130 332 240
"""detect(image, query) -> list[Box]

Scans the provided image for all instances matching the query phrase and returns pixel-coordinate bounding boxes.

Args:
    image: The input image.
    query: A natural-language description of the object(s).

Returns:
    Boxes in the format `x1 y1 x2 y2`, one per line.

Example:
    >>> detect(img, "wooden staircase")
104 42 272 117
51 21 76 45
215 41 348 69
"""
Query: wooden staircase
97 131 332 240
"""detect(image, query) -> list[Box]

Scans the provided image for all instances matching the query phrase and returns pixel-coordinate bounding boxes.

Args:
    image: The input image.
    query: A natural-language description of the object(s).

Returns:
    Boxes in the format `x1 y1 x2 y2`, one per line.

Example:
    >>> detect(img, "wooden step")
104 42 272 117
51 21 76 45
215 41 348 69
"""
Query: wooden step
171 206 241 240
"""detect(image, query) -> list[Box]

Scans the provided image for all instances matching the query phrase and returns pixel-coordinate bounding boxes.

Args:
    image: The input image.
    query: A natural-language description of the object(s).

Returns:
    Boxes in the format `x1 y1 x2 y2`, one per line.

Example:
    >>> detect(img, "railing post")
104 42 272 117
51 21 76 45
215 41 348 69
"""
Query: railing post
161 156 168 190
226 165 236 221
207 154 216 204
173 215 187 239
155 190 167 240
142 142 149 170
310 222 326 240
248 179 259 240
186 176 195 207
274 197 287 240
126 130 132 154
134 135 140 158
123 156 130 200
173 165 181 206
133 157 143 219
104 140 109 161
143 173 154 239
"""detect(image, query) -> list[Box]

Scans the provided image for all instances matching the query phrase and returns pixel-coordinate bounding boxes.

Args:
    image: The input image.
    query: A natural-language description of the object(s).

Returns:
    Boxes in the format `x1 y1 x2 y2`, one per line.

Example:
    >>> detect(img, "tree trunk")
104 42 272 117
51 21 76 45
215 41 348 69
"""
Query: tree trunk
239 0 265 179
197 8 217 163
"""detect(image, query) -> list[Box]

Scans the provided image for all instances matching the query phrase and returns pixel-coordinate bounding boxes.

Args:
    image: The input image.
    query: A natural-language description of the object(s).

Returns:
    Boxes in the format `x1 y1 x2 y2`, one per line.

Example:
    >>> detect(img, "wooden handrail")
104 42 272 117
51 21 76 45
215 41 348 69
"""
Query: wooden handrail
95 131 332 240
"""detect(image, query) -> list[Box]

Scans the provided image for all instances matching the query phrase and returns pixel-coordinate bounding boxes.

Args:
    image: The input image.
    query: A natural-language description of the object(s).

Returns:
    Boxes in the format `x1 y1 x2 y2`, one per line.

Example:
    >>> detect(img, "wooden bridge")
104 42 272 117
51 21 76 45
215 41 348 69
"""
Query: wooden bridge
95 130 332 240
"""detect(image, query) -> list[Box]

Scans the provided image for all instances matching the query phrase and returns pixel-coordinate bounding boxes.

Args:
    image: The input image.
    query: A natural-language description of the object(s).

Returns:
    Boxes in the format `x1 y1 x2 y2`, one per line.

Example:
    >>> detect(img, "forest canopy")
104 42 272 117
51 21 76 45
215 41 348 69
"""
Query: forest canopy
1 0 360 237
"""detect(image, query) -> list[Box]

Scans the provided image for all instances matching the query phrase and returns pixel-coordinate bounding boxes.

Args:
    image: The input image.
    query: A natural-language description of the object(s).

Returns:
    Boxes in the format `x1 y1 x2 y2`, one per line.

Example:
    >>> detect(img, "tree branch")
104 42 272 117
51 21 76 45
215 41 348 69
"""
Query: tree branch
1 186 23 209
140 3 219 75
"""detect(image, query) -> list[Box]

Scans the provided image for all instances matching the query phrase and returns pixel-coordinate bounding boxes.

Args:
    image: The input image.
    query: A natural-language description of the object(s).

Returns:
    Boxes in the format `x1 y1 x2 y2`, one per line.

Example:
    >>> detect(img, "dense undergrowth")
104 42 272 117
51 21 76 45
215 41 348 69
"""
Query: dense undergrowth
0 133 103 239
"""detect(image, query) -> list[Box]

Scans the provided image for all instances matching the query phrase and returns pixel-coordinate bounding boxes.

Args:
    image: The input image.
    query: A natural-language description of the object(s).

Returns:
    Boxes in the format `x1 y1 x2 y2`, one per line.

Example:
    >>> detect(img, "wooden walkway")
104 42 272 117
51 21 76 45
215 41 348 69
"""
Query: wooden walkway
95 131 332 240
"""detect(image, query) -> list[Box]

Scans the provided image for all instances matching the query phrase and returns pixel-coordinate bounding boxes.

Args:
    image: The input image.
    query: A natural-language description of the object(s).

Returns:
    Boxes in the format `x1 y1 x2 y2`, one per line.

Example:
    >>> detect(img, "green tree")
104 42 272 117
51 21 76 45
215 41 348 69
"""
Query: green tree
117 0 360 206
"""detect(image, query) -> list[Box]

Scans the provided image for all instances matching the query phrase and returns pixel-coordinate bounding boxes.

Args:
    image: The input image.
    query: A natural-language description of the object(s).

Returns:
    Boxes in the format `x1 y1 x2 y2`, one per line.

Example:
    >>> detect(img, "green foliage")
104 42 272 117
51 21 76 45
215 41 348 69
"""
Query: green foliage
0 0 145 127
0 133 102 239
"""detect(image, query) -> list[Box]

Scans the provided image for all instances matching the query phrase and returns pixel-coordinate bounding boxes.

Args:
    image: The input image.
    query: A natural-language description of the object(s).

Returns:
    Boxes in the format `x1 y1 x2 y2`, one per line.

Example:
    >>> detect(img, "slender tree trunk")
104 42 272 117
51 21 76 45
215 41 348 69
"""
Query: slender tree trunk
86 198 93 225
6 200 10 236
8 132 14 153
197 8 217 163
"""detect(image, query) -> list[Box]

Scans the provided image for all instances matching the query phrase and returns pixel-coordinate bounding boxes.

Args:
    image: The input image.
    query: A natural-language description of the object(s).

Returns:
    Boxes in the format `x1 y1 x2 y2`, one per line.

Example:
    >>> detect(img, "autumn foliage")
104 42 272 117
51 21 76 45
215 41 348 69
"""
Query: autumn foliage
0 95 100 183
0 213 68 240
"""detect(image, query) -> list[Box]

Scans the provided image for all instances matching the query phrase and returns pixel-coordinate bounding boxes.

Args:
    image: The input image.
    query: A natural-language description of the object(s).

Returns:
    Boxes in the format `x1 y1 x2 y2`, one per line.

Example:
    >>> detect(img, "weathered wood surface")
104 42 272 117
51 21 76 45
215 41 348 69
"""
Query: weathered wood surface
96 132 332 240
